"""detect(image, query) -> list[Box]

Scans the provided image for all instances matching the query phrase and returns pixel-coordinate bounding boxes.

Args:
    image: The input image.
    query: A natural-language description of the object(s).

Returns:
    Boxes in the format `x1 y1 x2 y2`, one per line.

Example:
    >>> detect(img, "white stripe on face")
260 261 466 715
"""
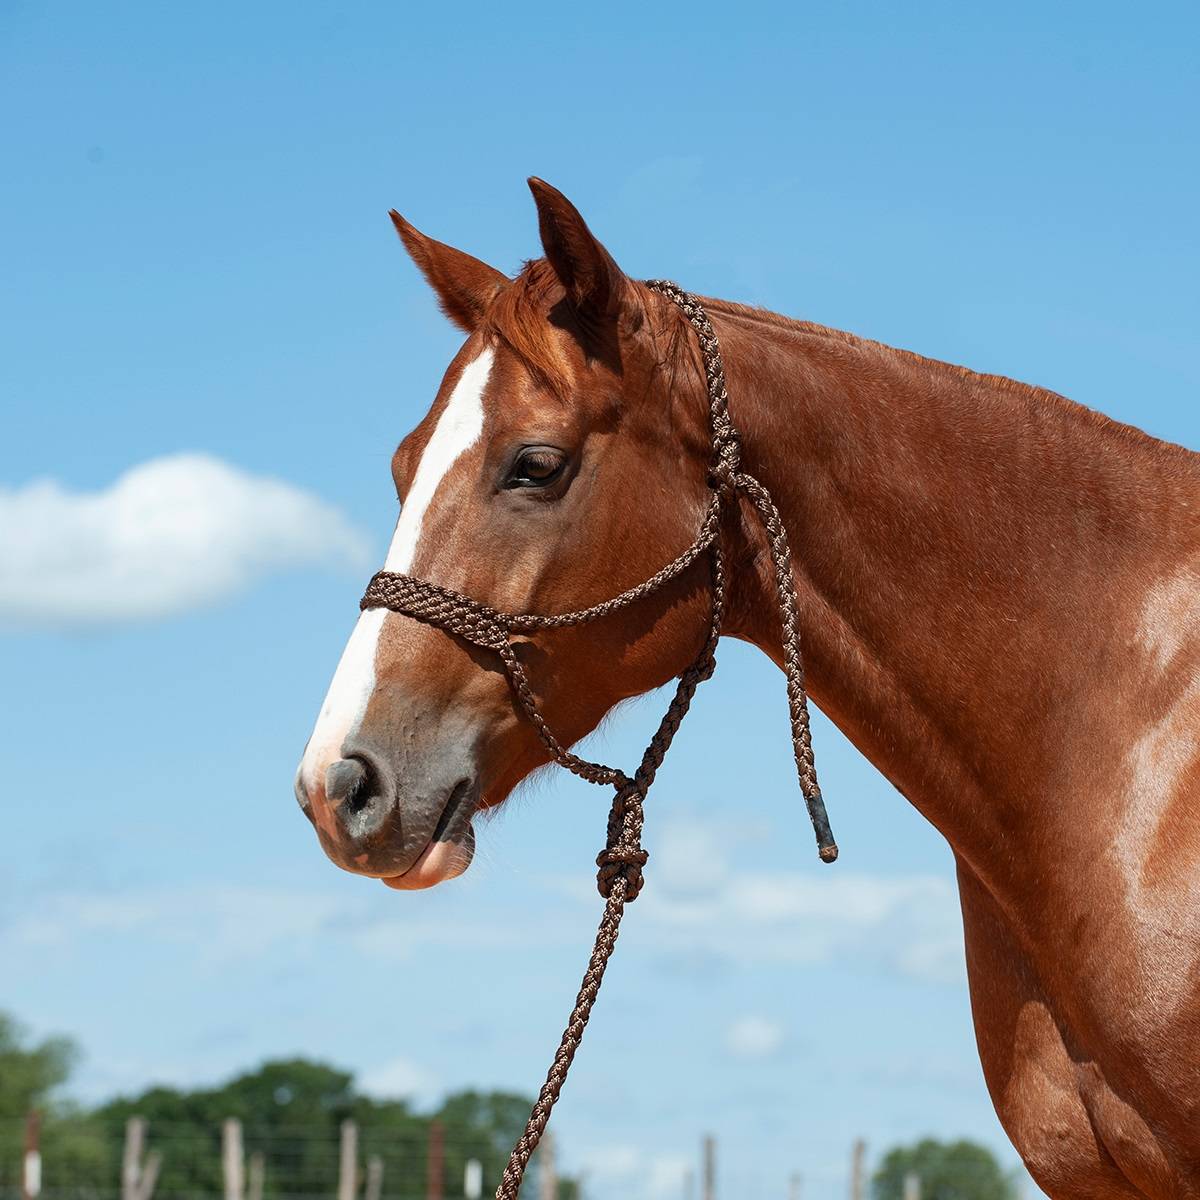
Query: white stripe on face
384 348 492 572
299 347 494 796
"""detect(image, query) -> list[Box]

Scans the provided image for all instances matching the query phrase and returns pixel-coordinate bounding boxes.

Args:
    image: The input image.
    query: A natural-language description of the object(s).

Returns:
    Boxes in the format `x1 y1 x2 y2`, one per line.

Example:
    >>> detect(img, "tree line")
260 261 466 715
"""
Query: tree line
0 1013 574 1200
2 1010 1021 1200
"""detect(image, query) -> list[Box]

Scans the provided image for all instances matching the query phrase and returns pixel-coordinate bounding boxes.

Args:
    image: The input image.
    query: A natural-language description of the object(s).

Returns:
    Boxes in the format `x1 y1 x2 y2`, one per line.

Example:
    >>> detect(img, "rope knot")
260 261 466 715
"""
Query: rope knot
595 845 649 901
596 782 648 900
708 428 742 494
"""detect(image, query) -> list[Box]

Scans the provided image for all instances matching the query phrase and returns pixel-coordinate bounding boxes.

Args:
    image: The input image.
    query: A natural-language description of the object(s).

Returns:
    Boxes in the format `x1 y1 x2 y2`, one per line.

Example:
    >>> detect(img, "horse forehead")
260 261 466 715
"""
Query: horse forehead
393 344 494 476
480 340 578 423
410 345 494 476
397 341 554 467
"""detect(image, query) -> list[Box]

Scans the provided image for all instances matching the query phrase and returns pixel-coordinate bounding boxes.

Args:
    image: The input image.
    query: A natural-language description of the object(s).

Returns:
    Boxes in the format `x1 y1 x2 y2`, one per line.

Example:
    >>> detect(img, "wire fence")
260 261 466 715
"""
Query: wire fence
0 1117 563 1200
1 1116 1028 1200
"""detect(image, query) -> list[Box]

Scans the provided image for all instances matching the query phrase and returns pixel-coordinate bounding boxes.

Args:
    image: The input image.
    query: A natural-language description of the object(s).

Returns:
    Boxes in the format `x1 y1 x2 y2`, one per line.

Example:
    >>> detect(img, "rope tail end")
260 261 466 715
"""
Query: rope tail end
806 790 839 863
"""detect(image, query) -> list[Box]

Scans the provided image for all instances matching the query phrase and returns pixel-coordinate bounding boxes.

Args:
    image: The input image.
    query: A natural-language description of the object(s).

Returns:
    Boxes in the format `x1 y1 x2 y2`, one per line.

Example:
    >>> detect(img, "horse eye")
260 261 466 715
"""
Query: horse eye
507 447 567 488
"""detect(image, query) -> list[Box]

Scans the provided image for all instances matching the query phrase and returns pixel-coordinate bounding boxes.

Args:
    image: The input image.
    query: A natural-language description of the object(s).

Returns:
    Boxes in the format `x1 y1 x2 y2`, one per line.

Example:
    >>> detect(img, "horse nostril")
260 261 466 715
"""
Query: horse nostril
323 753 395 842
326 758 369 812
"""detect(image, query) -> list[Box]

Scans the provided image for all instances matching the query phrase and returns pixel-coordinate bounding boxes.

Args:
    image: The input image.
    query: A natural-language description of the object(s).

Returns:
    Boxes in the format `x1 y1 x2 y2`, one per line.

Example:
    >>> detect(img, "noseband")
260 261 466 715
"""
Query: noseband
360 280 836 1198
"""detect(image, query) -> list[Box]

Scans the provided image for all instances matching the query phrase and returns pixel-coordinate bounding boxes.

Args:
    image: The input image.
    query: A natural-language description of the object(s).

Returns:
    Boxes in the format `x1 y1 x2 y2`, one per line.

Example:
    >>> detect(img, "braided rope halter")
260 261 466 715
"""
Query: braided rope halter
360 281 837 1197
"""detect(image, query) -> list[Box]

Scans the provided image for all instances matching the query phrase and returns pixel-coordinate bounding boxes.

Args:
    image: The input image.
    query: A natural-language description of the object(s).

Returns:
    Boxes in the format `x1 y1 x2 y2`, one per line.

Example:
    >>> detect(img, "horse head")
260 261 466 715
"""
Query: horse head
295 180 720 889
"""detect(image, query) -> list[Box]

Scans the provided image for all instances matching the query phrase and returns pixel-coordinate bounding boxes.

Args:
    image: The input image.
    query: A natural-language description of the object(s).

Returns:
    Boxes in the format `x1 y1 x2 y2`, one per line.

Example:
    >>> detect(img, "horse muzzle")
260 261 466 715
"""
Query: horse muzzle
295 743 478 888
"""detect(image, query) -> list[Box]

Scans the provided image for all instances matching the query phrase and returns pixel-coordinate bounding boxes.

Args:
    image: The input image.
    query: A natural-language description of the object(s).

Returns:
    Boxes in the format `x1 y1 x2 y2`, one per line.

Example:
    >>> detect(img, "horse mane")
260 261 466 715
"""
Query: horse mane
482 266 1194 467
701 294 1196 465
702 294 1068 404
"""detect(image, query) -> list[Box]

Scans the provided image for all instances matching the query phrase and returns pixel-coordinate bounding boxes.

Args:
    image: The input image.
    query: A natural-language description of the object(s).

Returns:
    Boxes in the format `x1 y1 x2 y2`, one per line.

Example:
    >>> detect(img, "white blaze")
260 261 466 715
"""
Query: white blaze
298 348 493 796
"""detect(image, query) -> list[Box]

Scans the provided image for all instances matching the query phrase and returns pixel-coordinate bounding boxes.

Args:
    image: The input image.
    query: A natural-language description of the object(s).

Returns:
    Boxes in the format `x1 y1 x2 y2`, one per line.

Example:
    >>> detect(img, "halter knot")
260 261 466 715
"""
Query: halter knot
595 782 649 900
595 845 650 901
708 427 742 494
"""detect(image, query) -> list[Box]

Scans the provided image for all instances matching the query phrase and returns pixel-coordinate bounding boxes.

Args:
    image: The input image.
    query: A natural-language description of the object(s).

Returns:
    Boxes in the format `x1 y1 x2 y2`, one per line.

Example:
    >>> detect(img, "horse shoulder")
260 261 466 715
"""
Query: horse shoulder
1123 560 1200 904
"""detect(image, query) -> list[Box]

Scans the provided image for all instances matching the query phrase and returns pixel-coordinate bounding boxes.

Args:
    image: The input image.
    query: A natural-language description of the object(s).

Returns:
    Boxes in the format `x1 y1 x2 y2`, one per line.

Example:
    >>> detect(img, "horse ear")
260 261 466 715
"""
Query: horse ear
527 177 631 320
389 211 507 333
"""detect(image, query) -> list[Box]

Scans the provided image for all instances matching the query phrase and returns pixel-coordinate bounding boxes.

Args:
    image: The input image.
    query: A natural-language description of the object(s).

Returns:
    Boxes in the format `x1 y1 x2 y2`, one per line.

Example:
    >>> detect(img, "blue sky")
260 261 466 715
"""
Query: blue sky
2 2 1197 1197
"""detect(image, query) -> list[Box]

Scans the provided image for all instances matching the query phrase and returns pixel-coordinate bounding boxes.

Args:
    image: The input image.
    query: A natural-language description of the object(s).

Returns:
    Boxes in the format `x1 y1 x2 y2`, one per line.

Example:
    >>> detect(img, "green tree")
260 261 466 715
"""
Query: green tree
0 1013 108 1200
95 1059 416 1200
0 1012 579 1200
873 1138 1017 1200
0 1013 78 1117
93 1060 577 1199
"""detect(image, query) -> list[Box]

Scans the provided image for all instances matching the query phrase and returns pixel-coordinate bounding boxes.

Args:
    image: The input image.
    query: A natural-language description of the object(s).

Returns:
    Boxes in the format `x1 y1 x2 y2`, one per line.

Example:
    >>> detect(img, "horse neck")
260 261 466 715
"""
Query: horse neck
710 301 1200 889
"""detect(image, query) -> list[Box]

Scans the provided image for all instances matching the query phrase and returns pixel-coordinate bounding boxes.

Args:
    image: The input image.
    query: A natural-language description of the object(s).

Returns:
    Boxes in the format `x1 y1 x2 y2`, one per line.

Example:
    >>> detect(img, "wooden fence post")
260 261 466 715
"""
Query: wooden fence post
21 1111 41 1200
122 1116 145 1200
121 1117 161 1200
849 1140 866 1200
365 1156 384 1200
701 1135 716 1200
223 1119 244 1200
903 1172 920 1200
247 1153 265 1200
337 1120 359 1200
539 1131 557 1200
142 1148 162 1200
788 1172 802 1200
426 1121 444 1200
463 1159 483 1200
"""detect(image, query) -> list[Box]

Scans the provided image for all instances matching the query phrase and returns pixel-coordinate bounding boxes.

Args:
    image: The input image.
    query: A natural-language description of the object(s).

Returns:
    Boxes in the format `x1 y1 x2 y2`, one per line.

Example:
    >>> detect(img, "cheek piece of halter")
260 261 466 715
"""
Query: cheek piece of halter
359 279 836 1199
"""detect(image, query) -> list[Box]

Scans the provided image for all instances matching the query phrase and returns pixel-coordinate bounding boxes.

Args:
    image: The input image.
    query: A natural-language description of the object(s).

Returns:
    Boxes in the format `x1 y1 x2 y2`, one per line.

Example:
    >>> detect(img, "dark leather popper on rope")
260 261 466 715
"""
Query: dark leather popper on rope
360 280 836 1198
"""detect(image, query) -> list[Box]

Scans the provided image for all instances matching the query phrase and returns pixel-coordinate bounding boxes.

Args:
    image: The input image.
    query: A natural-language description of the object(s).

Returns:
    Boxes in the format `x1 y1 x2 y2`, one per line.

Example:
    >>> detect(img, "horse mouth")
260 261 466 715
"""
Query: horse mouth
380 778 478 891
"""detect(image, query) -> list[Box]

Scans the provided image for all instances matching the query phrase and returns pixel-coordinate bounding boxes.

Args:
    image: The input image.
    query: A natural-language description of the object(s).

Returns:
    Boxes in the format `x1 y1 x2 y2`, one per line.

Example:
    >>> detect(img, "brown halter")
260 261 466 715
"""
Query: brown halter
360 280 837 1197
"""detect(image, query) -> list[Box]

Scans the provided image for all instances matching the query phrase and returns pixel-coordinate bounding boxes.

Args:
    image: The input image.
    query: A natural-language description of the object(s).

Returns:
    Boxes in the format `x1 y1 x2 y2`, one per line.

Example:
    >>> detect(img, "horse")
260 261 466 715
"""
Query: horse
295 178 1200 1199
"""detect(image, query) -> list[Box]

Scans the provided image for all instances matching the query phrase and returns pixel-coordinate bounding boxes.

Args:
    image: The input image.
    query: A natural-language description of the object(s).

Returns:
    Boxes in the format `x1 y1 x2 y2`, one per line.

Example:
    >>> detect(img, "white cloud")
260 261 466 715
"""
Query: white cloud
0 877 537 980
0 882 366 966
725 1014 784 1059
576 1144 694 1200
12 833 962 991
546 816 964 986
0 453 372 629
654 817 734 896
358 1055 438 1103
636 818 966 986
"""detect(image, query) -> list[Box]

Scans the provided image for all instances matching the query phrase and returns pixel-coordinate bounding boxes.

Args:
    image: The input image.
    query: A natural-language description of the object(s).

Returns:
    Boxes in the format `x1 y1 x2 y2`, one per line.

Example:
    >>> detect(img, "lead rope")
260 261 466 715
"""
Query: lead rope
644 281 836 858
358 281 836 1198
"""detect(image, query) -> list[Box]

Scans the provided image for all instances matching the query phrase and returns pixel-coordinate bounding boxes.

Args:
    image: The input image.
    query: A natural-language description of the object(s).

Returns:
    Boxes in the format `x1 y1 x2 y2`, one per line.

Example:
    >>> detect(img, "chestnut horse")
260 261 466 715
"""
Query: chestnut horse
296 179 1200 1199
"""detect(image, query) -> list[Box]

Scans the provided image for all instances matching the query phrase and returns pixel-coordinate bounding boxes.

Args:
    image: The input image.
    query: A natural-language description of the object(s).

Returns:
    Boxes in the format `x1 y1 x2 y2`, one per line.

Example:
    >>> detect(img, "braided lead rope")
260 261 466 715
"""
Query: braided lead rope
358 281 836 1198
732 471 835 857
643 280 836 862
493 547 725 1199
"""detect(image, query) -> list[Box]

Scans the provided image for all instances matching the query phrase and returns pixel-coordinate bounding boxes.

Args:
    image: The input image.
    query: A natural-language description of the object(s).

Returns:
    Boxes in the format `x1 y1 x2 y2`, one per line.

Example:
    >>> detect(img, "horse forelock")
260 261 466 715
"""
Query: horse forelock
480 263 708 426
478 259 577 397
